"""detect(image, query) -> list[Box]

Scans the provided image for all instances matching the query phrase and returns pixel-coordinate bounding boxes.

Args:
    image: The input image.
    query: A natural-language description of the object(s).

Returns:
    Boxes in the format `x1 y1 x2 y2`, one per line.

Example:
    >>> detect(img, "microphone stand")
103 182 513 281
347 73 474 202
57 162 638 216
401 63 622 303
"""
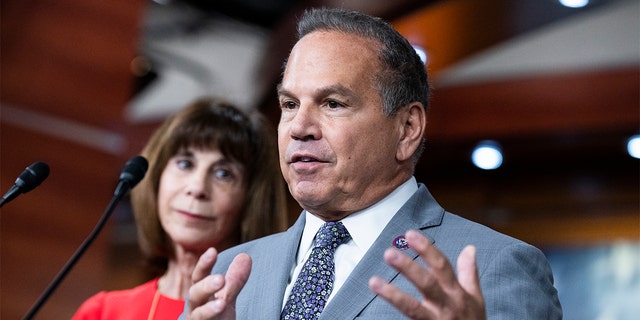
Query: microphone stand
22 183 131 320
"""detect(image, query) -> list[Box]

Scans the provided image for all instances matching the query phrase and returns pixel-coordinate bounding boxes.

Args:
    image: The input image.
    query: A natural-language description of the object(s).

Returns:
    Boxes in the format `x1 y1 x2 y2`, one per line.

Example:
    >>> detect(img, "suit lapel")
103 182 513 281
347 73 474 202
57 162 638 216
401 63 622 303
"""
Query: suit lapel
240 214 305 319
319 185 444 319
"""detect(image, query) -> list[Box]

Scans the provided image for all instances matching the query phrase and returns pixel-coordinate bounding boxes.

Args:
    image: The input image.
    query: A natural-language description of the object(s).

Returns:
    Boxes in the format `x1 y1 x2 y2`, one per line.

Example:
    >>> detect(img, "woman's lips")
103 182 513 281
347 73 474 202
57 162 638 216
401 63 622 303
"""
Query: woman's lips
177 210 215 221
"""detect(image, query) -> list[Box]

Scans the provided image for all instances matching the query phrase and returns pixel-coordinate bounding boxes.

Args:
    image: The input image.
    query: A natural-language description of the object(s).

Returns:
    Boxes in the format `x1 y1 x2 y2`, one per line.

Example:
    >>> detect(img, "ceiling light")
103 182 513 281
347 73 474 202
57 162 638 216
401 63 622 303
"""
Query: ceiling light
559 0 589 9
627 134 640 159
472 140 503 170
412 45 428 64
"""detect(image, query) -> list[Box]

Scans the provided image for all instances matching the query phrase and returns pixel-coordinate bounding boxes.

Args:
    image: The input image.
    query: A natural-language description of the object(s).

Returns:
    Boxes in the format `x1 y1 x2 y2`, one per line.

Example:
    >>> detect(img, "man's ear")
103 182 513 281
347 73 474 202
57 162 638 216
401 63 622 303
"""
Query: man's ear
396 102 426 162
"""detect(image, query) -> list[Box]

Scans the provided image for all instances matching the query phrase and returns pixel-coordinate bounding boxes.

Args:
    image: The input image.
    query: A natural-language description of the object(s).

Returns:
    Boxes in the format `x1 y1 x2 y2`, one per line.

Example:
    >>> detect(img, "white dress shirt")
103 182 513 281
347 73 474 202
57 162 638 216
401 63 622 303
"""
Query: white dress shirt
282 177 419 309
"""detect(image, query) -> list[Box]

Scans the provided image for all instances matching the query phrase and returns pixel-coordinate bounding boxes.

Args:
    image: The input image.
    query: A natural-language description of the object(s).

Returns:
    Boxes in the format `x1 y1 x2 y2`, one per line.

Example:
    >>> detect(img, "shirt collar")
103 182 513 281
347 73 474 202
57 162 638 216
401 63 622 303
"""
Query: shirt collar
299 177 418 259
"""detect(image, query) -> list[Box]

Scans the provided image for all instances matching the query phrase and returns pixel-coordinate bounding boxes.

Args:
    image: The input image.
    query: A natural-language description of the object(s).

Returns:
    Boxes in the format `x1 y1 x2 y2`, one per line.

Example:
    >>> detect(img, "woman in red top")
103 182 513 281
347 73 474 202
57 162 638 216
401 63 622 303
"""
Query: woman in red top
73 98 288 319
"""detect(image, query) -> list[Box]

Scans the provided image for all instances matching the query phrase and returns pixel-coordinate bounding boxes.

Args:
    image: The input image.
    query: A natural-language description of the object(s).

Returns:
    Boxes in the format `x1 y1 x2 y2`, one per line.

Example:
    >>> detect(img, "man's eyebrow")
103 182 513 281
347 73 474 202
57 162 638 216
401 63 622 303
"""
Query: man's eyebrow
276 83 289 98
315 85 356 98
277 84 356 99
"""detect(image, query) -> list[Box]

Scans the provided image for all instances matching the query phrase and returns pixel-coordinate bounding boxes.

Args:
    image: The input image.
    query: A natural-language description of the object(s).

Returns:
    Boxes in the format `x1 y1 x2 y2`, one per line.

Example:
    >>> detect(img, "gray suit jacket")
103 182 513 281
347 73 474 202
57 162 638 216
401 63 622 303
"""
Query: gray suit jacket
208 184 562 319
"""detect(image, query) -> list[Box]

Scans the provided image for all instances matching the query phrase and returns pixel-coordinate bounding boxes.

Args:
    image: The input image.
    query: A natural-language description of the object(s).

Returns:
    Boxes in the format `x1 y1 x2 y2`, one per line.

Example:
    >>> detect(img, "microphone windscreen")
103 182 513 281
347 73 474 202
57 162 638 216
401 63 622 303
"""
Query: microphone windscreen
17 162 50 193
118 156 148 189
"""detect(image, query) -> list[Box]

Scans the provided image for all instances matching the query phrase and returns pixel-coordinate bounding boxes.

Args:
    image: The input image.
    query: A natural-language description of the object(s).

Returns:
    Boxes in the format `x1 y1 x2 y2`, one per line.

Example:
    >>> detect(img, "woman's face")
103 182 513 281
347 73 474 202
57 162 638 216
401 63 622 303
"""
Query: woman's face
157 146 246 253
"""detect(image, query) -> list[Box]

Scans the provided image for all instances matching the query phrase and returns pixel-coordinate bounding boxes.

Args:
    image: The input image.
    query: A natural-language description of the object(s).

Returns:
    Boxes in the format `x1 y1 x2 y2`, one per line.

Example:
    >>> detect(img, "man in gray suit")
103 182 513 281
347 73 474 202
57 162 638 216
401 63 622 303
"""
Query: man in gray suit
183 7 562 320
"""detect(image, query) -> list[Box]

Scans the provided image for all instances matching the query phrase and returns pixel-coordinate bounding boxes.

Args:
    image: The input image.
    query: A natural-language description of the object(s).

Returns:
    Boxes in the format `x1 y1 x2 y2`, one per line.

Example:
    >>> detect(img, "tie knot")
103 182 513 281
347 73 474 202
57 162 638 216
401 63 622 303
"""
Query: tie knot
315 221 351 248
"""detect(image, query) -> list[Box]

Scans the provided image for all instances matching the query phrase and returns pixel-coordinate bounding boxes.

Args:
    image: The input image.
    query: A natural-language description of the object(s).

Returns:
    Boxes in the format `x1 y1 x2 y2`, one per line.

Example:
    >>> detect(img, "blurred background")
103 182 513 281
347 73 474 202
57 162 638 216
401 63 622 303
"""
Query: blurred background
1 0 638 319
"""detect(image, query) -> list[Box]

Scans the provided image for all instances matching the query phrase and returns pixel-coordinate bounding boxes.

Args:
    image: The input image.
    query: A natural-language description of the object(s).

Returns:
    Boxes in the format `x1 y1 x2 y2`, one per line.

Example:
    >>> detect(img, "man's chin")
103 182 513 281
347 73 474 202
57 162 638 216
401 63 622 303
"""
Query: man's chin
293 194 325 209
291 187 326 207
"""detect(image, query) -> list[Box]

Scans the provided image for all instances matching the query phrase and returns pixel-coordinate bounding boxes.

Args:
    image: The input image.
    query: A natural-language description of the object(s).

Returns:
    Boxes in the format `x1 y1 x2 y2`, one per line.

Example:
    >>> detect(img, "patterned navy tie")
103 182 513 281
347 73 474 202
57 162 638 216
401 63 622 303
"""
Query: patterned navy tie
281 221 351 319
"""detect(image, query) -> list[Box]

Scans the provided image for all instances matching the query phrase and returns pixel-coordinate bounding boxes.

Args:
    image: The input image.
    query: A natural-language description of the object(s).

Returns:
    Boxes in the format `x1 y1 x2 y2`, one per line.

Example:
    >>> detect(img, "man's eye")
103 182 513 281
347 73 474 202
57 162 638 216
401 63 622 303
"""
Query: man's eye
281 101 297 109
327 100 342 109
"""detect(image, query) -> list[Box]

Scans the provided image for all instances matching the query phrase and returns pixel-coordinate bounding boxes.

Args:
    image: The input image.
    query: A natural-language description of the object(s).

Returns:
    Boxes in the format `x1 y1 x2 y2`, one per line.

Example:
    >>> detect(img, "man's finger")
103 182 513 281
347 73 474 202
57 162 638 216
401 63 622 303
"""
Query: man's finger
457 245 484 303
188 299 227 320
192 248 218 283
188 248 221 314
216 253 252 301
188 274 225 313
369 276 434 319
382 247 446 304
406 230 458 290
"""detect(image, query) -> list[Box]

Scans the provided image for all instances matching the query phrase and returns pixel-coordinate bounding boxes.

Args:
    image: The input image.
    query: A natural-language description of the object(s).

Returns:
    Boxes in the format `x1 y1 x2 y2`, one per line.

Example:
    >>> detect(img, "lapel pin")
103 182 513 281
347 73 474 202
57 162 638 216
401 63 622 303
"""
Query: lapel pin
393 235 409 250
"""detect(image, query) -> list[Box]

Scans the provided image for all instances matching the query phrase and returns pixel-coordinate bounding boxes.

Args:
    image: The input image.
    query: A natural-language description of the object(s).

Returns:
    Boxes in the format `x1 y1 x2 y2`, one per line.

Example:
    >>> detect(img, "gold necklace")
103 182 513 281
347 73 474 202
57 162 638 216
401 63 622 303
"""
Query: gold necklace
147 279 161 320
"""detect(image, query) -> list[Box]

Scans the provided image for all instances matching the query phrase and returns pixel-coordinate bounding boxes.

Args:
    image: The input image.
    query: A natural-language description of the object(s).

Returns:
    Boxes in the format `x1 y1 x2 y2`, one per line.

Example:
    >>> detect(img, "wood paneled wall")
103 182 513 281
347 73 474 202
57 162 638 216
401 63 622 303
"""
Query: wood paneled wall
1 1 637 319
1 0 147 319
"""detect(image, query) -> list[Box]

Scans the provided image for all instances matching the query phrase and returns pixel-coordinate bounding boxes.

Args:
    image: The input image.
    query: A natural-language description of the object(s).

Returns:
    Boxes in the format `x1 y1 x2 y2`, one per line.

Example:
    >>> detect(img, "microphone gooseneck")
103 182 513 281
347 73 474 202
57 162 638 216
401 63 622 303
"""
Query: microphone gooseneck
0 161 50 208
23 156 148 320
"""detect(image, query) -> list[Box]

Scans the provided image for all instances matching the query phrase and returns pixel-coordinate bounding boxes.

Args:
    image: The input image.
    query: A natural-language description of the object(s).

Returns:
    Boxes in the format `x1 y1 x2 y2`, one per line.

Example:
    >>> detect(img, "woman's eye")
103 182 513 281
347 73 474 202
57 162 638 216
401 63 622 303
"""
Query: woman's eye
214 168 238 182
215 169 230 178
176 159 193 170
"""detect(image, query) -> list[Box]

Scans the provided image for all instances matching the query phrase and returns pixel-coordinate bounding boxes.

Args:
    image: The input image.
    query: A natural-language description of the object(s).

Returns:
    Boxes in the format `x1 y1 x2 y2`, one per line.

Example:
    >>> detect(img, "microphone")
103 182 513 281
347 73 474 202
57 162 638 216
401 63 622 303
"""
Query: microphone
23 156 148 320
114 155 149 198
0 161 50 208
